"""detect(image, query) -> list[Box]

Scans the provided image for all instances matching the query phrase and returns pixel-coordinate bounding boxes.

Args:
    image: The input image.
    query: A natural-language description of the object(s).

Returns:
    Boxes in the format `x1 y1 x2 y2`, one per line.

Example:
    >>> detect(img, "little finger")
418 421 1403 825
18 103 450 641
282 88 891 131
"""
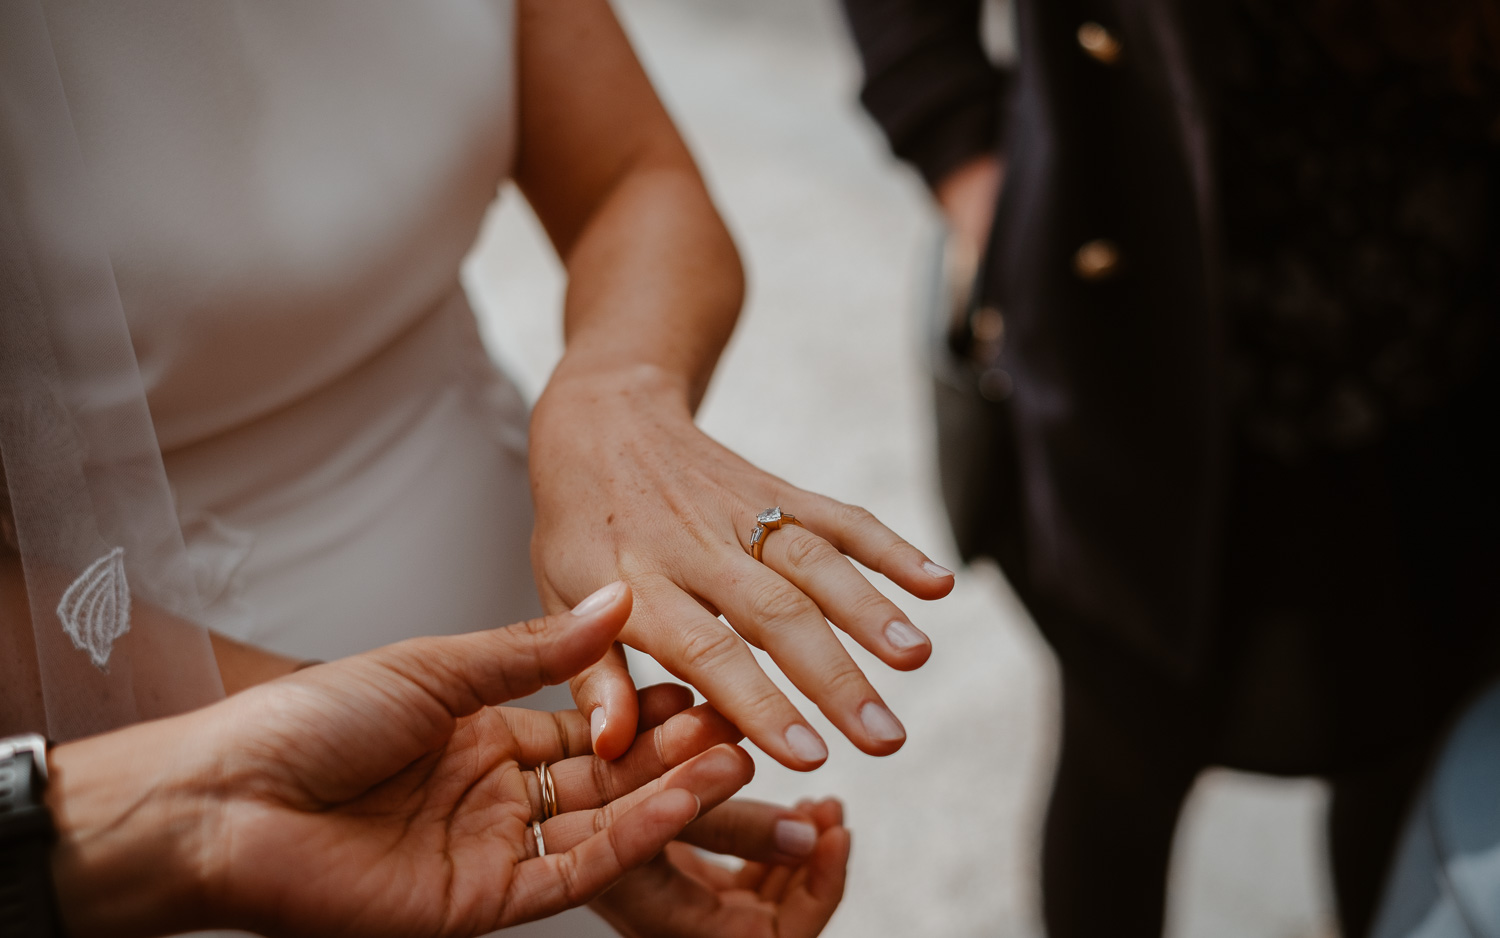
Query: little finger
793 497 955 601
759 524 931 670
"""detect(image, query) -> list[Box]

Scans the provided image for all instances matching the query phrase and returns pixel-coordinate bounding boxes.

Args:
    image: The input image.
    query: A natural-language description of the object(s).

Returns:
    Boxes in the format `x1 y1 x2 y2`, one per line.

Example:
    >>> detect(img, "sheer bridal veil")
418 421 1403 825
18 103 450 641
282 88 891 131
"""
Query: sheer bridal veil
1 0 223 742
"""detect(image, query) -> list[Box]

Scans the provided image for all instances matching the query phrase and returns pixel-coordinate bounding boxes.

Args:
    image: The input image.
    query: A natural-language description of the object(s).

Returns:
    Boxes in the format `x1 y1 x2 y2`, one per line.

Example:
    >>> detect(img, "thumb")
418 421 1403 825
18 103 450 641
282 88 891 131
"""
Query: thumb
569 643 640 760
370 580 632 719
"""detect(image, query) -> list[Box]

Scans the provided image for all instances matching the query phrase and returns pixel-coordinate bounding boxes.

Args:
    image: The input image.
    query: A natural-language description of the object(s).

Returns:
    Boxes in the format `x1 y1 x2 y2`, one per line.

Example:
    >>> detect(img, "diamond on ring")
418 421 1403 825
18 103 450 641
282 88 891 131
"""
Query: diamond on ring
747 506 803 562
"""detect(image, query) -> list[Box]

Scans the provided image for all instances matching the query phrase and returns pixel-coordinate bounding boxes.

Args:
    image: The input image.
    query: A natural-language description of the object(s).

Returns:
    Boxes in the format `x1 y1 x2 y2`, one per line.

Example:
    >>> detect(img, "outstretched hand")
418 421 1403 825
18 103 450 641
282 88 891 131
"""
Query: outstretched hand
48 582 755 938
530 369 954 769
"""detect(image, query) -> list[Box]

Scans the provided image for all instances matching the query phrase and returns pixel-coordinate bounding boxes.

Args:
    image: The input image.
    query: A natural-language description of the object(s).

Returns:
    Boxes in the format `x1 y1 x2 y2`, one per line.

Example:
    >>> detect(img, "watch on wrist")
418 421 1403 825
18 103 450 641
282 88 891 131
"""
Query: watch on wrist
0 733 63 938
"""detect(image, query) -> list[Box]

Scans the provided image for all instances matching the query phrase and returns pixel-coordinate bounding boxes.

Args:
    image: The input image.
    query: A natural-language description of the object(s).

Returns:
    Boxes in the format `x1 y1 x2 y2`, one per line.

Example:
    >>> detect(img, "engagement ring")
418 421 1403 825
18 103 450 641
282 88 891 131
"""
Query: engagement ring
748 506 803 562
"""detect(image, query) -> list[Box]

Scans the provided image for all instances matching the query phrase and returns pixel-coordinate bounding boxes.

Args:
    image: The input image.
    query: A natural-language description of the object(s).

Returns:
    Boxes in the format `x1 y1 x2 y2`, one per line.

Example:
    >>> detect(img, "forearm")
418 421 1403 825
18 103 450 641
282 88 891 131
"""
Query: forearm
513 0 743 415
548 159 743 413
47 715 218 938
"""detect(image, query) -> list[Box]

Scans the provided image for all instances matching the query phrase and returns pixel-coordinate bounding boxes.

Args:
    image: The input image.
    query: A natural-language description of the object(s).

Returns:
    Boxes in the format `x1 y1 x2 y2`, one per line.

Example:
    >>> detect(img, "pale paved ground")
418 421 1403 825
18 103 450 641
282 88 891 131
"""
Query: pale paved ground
464 1 1340 935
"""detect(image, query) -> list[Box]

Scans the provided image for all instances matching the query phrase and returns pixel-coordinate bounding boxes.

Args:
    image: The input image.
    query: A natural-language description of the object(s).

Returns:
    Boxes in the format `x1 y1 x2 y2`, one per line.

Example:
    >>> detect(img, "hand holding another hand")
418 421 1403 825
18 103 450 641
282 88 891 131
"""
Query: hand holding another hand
47 583 757 938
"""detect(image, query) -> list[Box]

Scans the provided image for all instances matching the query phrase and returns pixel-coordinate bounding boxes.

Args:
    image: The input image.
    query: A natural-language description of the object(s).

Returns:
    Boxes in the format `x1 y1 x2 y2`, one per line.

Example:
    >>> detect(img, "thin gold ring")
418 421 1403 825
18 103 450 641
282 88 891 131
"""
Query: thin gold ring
535 762 558 821
747 507 804 563
532 819 547 858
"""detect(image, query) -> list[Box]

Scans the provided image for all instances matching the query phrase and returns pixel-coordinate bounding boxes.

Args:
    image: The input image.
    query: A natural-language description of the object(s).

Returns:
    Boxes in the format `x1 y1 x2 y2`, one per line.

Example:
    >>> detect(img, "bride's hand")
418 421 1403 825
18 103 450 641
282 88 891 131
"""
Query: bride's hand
529 368 954 769
510 0 952 769
49 583 755 938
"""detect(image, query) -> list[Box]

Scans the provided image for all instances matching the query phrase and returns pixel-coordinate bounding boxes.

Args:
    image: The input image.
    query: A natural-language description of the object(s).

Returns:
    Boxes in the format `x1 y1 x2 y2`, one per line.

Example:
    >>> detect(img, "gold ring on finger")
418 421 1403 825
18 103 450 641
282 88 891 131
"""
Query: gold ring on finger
748 506 804 563
534 762 558 821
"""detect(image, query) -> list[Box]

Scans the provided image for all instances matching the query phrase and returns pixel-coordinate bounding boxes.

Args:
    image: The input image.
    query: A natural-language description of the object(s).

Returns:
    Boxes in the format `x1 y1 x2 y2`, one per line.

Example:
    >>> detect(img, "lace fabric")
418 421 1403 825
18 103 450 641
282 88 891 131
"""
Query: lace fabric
0 0 222 741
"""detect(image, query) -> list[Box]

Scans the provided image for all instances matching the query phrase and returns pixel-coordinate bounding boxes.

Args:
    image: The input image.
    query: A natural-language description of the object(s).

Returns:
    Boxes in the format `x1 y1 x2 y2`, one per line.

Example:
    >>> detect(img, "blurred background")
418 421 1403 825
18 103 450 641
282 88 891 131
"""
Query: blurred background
465 1 1338 934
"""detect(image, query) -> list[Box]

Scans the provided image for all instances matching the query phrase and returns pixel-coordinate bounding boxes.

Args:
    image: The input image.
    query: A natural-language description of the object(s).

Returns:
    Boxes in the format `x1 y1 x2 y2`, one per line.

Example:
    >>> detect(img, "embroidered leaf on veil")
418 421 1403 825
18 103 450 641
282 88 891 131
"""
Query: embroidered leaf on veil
57 546 132 669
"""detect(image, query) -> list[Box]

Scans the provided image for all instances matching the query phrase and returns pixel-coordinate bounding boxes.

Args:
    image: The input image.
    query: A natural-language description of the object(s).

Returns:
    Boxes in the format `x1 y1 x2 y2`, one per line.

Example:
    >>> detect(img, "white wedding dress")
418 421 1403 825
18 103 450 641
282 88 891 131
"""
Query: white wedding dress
45 1 613 934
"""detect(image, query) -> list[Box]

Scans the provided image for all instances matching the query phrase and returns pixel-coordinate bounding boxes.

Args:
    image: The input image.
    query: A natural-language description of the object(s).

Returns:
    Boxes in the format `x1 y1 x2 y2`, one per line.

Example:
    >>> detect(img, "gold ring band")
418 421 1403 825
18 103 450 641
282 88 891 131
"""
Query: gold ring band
535 762 558 821
747 507 803 563
532 819 547 858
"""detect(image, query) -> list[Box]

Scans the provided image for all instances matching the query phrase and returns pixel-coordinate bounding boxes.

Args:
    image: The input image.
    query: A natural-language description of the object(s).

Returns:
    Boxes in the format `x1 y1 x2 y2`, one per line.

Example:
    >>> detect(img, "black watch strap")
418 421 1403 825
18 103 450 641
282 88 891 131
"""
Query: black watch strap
0 736 63 938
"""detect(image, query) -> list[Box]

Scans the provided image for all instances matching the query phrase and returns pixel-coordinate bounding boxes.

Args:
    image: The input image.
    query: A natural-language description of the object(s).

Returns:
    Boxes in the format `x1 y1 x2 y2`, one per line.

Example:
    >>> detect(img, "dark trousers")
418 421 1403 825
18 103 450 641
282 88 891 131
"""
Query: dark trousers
1034 375 1500 938
1040 672 1437 938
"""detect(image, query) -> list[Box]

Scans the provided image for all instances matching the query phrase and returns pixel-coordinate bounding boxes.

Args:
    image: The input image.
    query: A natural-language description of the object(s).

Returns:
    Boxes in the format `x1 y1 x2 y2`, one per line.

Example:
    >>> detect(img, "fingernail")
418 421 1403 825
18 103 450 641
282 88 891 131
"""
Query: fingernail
774 819 818 857
884 620 928 650
784 724 828 763
590 708 606 750
571 581 624 618
859 701 906 743
922 561 954 579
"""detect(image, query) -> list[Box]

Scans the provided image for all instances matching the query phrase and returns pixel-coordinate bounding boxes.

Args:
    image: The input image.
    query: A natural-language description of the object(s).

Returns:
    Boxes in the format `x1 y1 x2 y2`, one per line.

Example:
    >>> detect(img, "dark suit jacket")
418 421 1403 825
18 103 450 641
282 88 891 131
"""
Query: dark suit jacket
841 0 1231 691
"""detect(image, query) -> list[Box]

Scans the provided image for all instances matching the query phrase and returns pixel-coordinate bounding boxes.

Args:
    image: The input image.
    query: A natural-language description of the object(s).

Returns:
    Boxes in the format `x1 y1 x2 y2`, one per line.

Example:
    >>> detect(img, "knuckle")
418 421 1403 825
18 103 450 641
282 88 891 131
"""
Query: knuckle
568 671 596 705
593 802 617 836
746 583 818 629
518 612 554 641
780 532 833 573
848 590 895 624
677 624 745 673
548 711 574 759
651 723 670 769
590 752 618 803
821 662 873 699
740 683 793 721
555 848 586 904
877 538 916 572
835 502 879 531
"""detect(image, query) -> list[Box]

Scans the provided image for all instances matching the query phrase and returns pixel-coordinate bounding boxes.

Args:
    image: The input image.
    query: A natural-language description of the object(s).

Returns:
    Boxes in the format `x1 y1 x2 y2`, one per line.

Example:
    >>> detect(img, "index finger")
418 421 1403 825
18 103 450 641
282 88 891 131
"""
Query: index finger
499 682 697 765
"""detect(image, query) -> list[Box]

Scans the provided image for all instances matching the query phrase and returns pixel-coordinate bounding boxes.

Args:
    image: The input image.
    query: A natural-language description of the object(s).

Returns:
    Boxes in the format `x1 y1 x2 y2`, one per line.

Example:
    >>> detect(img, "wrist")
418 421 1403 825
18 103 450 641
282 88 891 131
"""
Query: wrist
533 361 696 434
48 716 220 938
935 154 1003 263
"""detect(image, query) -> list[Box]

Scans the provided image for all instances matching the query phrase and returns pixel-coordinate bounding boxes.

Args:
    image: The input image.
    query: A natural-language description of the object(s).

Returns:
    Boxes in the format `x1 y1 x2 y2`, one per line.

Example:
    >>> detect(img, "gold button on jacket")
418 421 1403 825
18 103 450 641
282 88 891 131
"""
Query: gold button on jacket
1073 239 1122 280
1077 22 1123 65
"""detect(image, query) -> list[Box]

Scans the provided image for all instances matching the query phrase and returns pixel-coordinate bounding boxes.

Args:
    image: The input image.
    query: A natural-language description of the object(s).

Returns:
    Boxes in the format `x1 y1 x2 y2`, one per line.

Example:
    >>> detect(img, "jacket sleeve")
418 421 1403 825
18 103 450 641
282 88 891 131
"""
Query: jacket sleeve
838 0 1011 188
